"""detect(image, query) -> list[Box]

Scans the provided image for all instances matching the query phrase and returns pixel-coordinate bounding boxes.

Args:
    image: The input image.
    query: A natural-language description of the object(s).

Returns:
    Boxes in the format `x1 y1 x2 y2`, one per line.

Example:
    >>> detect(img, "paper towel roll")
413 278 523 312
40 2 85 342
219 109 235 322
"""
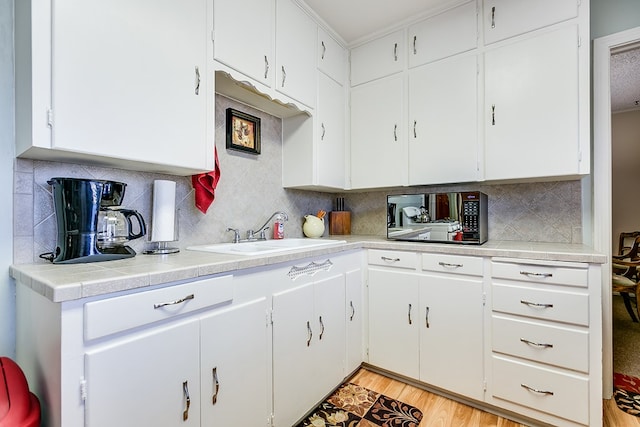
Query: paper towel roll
151 180 177 242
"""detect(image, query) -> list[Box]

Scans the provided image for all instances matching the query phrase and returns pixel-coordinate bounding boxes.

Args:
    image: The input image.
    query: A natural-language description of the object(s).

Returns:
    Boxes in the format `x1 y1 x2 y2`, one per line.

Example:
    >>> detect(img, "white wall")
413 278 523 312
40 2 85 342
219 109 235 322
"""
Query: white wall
0 0 15 358
591 0 640 39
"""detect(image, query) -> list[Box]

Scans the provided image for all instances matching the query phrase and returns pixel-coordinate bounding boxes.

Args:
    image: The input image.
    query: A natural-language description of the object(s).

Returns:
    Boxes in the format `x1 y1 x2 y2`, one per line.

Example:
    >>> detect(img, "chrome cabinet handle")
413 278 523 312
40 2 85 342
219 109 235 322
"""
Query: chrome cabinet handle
491 6 496 29
319 316 325 340
394 124 398 141
350 301 355 321
413 120 417 138
393 42 398 61
306 321 313 347
381 256 400 262
281 65 286 87
321 41 326 59
408 303 413 325
194 66 200 95
264 55 269 79
438 261 463 268
321 123 326 140
491 104 496 126
520 338 553 349
425 306 430 328
154 294 194 309
182 381 191 420
413 35 417 55
520 271 553 278
521 383 554 396
520 300 554 309
212 367 220 405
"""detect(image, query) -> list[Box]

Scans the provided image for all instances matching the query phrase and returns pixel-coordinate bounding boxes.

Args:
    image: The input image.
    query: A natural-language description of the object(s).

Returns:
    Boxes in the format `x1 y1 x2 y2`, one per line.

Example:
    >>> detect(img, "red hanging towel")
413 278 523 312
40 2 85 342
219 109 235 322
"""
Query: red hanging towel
191 148 221 214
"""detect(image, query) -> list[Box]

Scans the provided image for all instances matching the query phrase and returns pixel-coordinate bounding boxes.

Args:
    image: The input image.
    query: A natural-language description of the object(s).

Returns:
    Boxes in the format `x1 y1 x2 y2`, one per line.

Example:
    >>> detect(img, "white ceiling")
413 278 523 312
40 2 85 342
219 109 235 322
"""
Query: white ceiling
301 0 640 113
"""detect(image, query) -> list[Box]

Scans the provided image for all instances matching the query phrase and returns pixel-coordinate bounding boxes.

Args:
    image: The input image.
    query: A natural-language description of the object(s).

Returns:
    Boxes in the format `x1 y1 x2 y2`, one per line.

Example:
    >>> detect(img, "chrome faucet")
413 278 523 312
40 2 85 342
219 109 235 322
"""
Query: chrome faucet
247 211 289 241
226 227 241 243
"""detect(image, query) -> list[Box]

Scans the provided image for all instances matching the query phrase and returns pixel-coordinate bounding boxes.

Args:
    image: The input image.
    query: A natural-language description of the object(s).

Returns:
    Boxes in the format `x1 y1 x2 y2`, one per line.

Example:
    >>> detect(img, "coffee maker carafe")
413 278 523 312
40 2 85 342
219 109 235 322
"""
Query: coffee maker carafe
47 178 147 264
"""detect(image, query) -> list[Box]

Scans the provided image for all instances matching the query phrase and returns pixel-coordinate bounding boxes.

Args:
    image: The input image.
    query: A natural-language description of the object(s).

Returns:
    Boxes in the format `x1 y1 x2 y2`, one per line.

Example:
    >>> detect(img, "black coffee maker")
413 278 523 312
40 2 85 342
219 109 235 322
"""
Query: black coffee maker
46 178 146 264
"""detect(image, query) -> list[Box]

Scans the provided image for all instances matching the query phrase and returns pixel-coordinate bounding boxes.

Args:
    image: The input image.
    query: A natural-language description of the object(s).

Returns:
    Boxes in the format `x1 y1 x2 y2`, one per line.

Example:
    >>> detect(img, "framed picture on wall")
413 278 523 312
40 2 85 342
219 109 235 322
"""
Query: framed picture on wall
226 108 261 154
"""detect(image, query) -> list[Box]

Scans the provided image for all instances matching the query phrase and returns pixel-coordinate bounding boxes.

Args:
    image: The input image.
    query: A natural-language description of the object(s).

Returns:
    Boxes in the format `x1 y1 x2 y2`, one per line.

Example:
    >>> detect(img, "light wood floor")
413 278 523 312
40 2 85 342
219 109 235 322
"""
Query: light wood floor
350 368 640 427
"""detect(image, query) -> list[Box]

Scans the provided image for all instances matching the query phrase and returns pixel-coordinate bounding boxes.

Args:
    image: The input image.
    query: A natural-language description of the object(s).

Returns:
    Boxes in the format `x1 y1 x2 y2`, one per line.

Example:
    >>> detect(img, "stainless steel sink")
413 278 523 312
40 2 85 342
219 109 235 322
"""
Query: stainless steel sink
186 238 347 256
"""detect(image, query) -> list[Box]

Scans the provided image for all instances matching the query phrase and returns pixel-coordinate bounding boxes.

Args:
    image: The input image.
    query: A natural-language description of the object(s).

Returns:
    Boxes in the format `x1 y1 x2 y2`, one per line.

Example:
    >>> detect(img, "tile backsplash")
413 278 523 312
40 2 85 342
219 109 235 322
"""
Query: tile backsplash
13 95 583 264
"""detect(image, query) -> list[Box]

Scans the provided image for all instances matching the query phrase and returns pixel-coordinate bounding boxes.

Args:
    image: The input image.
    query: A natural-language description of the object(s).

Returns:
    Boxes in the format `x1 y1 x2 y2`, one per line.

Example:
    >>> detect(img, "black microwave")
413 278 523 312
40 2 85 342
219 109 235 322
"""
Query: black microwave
387 192 488 245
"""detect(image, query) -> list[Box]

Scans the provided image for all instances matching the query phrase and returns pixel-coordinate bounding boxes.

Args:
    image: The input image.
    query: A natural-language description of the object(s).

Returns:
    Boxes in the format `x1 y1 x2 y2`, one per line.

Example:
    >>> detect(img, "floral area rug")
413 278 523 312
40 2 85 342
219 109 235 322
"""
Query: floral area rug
296 383 423 427
614 373 640 416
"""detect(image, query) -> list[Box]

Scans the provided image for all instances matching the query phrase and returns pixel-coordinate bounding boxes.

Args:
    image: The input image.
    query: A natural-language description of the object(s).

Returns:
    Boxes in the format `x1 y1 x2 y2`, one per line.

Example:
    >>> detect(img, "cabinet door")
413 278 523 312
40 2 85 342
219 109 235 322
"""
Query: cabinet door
317 73 346 188
214 0 273 87
52 0 211 172
483 0 578 45
409 54 478 185
318 28 347 85
85 319 200 427
346 269 364 374
351 30 405 86
408 1 477 68
351 75 406 189
313 274 346 401
272 282 315 427
275 0 317 107
368 269 420 379
484 26 580 181
200 298 270 427
419 274 484 400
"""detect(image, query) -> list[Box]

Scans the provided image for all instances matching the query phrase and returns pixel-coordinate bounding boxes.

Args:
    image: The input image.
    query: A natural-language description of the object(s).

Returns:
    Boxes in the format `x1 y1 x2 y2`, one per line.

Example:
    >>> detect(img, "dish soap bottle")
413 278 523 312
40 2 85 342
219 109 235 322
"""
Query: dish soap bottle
273 215 285 240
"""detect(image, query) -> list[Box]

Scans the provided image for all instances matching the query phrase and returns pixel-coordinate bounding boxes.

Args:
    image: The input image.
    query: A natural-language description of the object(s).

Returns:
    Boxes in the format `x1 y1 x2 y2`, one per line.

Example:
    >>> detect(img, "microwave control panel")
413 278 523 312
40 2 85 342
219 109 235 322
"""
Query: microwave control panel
462 200 480 232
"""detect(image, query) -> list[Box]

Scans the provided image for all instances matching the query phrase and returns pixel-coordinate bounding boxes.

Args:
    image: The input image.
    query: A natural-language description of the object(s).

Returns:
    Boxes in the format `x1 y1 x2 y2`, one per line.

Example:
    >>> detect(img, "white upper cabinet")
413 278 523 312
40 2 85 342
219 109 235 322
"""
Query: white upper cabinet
350 75 406 189
351 30 405 86
484 26 581 181
408 1 478 68
275 0 317 107
213 0 273 88
483 0 578 44
409 54 479 185
318 27 347 85
16 0 214 175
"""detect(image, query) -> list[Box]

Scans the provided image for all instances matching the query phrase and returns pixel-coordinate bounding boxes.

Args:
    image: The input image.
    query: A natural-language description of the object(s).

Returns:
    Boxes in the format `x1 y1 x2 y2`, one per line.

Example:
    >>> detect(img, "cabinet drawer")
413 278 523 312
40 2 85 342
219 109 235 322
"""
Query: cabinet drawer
492 355 588 425
368 250 418 270
492 315 588 372
84 275 233 340
492 261 588 288
422 253 483 276
492 283 588 326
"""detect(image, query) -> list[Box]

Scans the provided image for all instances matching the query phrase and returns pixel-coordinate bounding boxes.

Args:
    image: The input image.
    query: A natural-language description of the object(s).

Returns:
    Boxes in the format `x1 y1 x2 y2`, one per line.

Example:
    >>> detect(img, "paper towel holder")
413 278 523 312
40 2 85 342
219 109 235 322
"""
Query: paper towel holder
143 180 180 255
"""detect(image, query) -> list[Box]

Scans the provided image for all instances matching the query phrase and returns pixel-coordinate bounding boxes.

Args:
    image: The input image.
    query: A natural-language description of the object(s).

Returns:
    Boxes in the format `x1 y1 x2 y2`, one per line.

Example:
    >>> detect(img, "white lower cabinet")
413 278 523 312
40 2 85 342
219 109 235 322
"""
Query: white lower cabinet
346 268 365 374
85 319 202 427
272 273 346 427
487 259 602 426
367 250 484 400
200 298 270 427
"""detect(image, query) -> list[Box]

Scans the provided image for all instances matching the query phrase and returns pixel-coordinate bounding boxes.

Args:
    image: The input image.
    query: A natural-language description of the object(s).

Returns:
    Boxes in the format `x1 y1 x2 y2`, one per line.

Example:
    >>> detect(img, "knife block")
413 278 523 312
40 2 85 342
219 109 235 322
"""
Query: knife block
329 211 351 235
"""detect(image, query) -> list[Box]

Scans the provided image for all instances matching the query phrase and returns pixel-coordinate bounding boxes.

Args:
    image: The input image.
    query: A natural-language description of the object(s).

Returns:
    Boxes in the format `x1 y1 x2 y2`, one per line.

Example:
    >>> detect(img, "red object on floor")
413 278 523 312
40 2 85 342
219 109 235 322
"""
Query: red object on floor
192 148 221 214
0 357 41 427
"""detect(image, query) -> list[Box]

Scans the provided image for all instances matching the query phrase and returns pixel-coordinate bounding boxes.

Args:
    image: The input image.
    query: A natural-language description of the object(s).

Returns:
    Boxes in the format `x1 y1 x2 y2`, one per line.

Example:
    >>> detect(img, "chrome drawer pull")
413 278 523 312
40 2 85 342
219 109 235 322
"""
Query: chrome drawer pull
438 262 463 268
381 256 400 262
520 338 553 349
306 321 313 347
520 300 553 309
520 271 553 278
212 367 220 405
521 383 554 396
425 306 430 328
182 381 191 420
154 294 194 309
319 316 325 340
408 303 413 325
350 301 355 321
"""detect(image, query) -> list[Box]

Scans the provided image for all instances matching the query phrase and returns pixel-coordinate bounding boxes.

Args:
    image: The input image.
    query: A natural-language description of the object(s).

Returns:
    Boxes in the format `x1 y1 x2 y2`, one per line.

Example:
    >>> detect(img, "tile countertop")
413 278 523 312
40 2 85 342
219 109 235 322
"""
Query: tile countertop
9 236 607 303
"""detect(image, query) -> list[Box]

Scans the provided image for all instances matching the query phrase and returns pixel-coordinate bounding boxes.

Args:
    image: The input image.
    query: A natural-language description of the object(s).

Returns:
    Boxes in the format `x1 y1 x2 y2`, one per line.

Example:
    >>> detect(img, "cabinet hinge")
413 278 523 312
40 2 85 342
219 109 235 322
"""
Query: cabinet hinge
80 377 87 402
47 108 53 128
267 308 273 326
578 151 583 162
482 292 486 306
483 379 487 392
269 413 275 427
578 36 582 48
211 30 215 42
